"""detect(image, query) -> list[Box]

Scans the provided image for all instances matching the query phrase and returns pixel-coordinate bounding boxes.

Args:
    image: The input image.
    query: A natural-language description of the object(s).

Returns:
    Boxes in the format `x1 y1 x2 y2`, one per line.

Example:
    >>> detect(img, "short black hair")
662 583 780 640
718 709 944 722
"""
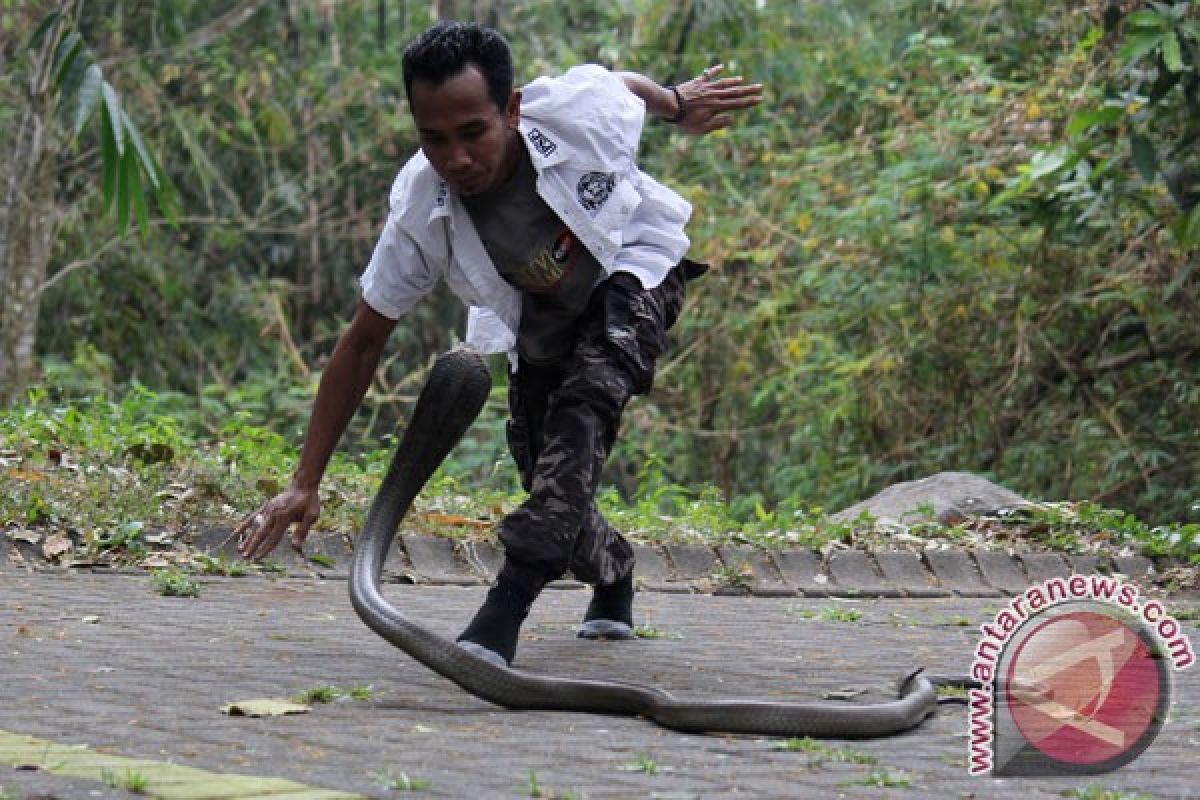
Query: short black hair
402 21 513 112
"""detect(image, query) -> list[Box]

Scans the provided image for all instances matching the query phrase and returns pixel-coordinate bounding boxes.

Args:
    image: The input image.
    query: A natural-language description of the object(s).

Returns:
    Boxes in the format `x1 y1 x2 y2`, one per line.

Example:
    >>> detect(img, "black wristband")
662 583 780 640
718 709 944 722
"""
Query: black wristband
666 85 687 124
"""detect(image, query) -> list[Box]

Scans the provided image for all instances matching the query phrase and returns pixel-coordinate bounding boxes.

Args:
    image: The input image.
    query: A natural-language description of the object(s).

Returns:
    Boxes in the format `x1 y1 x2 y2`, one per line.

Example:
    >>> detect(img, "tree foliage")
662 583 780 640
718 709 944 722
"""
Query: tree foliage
7 0 1199 526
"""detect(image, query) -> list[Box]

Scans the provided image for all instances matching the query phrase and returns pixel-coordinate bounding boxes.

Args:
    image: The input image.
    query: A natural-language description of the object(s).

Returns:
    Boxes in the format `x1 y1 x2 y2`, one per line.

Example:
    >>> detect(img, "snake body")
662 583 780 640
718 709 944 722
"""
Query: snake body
348 347 943 737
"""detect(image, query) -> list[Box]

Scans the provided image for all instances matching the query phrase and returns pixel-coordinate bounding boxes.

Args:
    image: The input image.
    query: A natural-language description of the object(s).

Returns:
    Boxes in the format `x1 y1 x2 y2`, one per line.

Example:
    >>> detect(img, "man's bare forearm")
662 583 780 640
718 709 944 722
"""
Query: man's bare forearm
292 302 395 490
618 71 680 120
235 299 395 559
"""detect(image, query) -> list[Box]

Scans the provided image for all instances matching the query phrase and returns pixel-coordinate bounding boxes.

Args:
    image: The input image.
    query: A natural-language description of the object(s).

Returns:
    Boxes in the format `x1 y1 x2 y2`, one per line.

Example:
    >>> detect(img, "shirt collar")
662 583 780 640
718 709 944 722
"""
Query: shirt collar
427 119 568 223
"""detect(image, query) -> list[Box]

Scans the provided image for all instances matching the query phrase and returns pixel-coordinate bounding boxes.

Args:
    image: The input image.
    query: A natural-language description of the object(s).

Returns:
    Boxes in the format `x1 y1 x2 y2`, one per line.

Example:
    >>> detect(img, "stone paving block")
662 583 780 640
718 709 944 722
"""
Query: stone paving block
1017 552 1070 584
971 549 1029 595
302 532 354 579
923 549 1003 596
379 537 416 583
2 572 1197 799
188 525 242 559
0 530 10 572
770 549 830 596
1067 553 1109 576
716 546 795 597
826 550 904 597
400 534 481 585
872 550 951 597
459 539 504 581
1113 555 1156 580
187 525 311 576
664 543 719 587
185 525 345 579
631 545 687 593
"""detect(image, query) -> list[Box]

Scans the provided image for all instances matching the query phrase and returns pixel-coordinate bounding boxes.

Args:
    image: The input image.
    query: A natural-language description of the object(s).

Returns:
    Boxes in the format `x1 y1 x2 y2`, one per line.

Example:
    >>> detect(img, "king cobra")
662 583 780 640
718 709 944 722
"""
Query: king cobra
349 347 964 737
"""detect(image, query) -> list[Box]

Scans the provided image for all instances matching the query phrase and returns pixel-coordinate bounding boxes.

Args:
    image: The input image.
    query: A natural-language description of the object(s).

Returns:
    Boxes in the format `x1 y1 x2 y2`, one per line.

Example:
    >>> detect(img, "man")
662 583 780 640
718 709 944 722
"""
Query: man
236 21 762 666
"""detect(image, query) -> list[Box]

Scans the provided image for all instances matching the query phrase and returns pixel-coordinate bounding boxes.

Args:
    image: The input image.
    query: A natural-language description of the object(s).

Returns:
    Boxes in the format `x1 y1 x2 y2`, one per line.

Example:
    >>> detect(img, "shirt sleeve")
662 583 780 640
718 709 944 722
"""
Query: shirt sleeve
521 65 645 154
359 211 440 320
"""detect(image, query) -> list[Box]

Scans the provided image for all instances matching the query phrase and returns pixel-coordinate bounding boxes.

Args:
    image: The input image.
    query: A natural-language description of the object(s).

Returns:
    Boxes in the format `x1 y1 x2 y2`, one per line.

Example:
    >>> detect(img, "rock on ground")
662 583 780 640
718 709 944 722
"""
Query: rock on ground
832 471 1034 526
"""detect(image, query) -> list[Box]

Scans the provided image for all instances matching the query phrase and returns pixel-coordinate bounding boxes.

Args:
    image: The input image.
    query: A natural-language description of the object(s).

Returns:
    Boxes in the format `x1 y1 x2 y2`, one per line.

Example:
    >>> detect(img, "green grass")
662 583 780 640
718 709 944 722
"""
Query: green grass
936 684 969 701
843 769 911 788
820 606 864 623
624 754 659 775
292 684 374 704
711 561 756 589
193 554 247 577
628 623 676 642
151 569 200 598
102 768 149 793
1063 788 1154 800
2 389 1195 562
773 737 878 765
376 771 431 792
293 685 340 704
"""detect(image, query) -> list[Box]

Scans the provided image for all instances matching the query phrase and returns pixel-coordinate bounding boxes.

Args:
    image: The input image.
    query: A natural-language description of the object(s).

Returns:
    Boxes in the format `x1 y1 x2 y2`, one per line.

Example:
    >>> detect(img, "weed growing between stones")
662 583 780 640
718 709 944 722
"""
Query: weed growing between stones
820 606 864 623
773 737 878 765
1063 788 1154 800
633 623 669 639
102 768 148 793
375 771 431 792
843 769 911 788
151 569 200 598
623 754 660 775
710 561 756 591
292 685 374 704
193 554 247 576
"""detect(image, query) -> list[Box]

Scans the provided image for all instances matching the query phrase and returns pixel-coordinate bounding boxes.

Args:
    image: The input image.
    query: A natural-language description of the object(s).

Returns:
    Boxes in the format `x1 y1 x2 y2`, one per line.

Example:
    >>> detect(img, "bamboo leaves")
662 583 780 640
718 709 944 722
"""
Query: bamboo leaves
72 64 104 135
30 11 176 236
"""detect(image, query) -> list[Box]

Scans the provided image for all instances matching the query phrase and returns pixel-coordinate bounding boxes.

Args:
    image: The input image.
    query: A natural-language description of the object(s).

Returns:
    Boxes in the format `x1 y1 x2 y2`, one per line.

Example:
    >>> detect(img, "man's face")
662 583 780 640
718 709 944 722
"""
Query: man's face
410 65 520 197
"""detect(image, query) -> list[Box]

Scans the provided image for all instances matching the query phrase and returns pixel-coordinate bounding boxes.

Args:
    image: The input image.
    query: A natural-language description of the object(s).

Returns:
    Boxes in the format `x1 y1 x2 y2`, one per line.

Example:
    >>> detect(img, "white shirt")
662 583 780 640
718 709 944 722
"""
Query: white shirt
359 65 693 358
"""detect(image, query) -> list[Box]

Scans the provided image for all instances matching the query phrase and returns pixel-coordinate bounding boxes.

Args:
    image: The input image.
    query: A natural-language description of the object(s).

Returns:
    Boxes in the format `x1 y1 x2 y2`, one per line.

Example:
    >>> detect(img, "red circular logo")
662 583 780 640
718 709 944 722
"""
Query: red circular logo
1004 609 1168 770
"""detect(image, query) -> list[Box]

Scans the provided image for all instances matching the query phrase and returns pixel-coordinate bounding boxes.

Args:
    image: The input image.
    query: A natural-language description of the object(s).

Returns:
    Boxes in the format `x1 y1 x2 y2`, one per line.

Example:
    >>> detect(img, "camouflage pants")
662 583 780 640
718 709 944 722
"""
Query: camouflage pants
497 261 696 594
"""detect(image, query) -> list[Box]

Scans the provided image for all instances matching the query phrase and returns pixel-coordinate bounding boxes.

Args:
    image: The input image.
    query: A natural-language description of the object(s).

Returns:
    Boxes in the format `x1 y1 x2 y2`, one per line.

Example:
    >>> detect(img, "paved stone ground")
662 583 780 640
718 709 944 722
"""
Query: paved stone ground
1 571 1197 799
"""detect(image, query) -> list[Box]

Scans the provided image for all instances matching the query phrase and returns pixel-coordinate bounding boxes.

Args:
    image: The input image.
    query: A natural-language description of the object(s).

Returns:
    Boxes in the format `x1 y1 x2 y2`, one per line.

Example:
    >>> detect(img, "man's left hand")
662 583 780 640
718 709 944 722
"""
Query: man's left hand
671 65 763 135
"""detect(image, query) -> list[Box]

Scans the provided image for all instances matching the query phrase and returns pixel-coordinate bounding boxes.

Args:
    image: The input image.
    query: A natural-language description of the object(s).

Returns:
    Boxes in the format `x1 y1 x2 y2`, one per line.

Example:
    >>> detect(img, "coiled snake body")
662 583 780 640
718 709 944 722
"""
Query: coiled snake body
349 348 950 737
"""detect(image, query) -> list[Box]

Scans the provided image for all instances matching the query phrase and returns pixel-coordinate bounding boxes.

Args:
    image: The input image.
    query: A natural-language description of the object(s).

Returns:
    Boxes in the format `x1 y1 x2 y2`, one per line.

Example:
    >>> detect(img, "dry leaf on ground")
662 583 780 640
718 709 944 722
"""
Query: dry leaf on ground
220 698 310 717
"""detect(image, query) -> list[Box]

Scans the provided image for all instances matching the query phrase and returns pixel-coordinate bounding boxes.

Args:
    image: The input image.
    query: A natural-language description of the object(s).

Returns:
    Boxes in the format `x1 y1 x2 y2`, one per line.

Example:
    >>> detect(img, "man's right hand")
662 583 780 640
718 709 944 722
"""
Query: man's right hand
234 485 321 561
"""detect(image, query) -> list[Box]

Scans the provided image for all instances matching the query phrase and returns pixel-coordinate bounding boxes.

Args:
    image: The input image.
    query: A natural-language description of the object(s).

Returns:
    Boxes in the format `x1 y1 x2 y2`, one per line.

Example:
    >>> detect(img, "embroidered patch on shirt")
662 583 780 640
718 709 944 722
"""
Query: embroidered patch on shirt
577 171 616 212
527 127 557 158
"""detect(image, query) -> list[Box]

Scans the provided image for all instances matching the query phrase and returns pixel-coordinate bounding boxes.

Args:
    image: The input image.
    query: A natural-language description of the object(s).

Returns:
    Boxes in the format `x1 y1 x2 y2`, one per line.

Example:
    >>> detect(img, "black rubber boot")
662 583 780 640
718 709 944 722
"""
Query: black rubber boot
456 576 533 666
578 570 635 640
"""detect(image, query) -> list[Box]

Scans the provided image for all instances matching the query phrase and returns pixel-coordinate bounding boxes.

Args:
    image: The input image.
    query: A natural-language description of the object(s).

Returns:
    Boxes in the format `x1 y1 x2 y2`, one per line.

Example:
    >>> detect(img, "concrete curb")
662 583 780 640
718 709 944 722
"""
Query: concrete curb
827 550 905 598
923 549 1004 597
874 550 952 597
2 529 1187 597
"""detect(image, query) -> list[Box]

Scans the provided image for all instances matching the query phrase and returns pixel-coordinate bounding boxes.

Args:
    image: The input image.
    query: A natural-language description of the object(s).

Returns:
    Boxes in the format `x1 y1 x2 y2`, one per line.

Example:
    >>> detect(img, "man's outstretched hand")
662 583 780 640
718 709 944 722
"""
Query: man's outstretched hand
234 485 320 560
672 65 763 135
